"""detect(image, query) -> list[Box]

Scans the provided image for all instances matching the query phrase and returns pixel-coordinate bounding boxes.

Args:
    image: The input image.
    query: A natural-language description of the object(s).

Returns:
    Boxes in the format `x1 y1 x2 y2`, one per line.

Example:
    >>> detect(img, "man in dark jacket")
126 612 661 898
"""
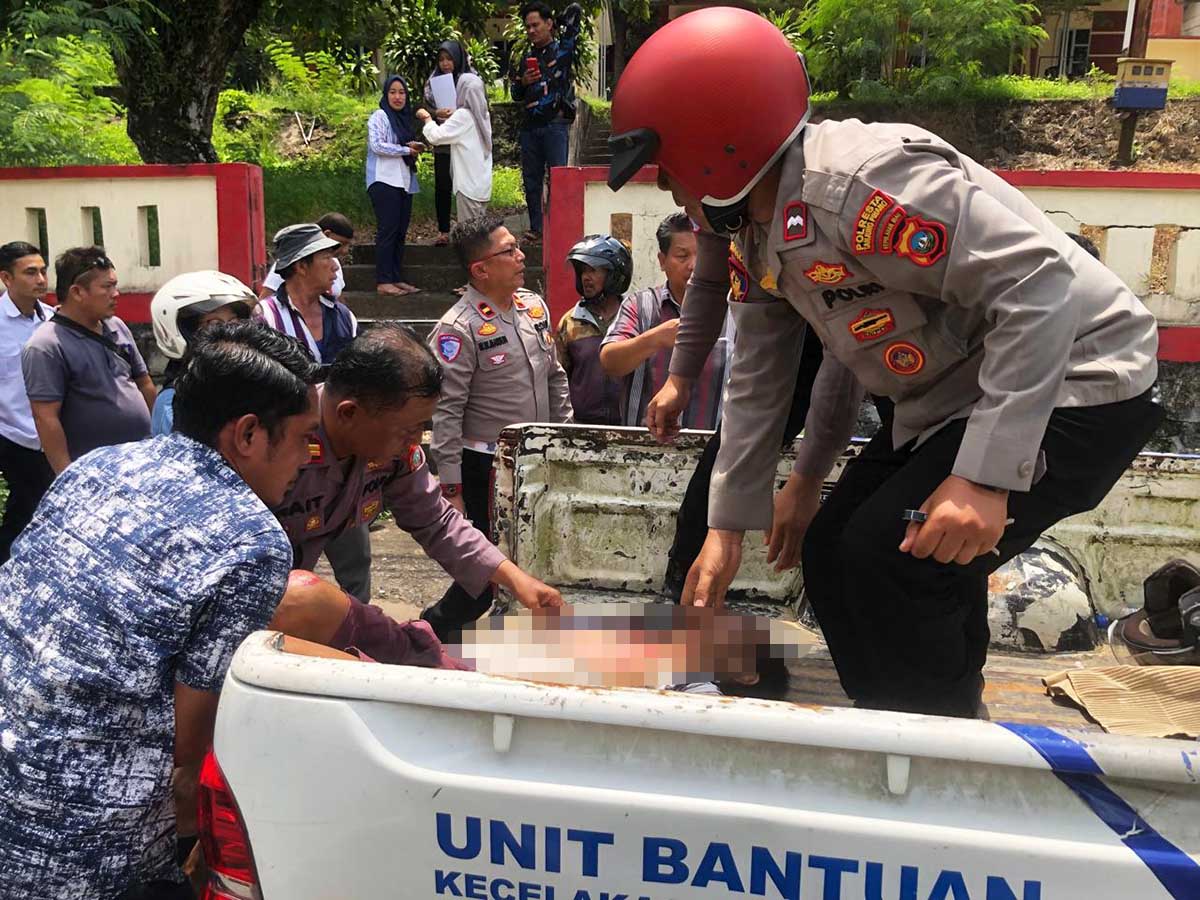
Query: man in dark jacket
510 1 582 242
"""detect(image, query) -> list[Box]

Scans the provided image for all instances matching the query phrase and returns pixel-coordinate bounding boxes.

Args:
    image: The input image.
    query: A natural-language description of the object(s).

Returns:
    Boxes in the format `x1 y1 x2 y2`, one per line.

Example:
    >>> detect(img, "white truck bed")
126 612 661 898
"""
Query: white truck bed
214 632 1200 899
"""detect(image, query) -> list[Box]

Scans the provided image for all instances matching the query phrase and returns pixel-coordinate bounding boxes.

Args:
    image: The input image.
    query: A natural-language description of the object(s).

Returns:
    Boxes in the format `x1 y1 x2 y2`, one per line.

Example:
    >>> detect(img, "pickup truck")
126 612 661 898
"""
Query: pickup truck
202 425 1200 900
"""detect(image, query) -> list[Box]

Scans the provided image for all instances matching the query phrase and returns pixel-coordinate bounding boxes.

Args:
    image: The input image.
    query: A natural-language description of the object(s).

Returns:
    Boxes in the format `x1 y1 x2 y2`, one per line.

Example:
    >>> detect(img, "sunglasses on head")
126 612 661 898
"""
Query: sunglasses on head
70 254 115 285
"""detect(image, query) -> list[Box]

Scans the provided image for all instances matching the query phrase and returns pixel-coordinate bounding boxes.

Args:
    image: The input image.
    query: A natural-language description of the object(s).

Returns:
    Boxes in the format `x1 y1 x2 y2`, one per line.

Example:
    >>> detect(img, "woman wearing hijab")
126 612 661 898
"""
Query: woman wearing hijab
367 75 423 296
424 40 471 246
415 72 493 222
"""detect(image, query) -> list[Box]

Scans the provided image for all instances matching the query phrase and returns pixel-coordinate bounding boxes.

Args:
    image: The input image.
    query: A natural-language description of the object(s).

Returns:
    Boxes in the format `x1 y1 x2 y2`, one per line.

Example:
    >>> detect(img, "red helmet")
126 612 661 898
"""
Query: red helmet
607 7 811 233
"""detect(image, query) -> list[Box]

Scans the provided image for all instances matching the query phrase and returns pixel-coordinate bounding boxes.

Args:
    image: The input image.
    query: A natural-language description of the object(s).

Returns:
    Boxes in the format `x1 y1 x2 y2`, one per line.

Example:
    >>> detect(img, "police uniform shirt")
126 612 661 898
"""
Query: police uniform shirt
670 118 1158 532
428 285 573 484
274 395 506 598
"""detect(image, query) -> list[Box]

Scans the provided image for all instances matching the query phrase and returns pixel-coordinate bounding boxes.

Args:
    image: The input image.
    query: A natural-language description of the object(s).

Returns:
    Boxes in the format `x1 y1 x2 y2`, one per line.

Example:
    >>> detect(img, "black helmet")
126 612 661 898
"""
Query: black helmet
1112 559 1200 665
566 234 632 298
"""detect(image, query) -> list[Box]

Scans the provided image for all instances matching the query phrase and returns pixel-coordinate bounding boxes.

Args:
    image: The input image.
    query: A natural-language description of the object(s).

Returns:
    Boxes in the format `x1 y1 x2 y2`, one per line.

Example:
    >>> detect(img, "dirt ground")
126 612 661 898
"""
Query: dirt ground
314 519 450 623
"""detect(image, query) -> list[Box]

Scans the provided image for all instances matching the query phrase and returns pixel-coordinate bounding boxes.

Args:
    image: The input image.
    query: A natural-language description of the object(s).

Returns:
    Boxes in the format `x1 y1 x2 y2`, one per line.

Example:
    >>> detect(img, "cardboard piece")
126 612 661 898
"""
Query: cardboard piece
1044 665 1200 738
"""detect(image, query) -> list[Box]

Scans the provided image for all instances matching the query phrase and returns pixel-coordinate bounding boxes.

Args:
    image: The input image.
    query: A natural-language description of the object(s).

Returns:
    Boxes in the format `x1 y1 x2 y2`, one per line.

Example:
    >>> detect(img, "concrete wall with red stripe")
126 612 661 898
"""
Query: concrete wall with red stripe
0 164 265 324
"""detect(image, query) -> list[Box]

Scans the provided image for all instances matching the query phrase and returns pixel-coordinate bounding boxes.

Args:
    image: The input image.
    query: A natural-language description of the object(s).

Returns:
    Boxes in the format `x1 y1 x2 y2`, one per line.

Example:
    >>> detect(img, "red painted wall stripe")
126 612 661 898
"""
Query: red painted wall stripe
1158 327 1200 363
546 167 587 326
0 163 245 180
115 292 153 324
545 165 659 323
1150 0 1184 38
995 170 1200 190
0 163 265 323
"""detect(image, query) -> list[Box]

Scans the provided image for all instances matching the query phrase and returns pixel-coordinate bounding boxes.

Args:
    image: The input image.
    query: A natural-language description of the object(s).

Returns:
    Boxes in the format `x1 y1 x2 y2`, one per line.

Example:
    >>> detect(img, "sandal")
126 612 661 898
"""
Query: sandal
521 230 542 244
377 283 404 296
434 233 450 246
398 283 421 295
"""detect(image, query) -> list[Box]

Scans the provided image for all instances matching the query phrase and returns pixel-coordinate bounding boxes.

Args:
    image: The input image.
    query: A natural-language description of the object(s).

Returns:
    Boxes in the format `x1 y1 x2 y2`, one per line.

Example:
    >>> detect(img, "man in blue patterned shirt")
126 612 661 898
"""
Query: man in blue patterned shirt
510 1 582 241
0 322 320 899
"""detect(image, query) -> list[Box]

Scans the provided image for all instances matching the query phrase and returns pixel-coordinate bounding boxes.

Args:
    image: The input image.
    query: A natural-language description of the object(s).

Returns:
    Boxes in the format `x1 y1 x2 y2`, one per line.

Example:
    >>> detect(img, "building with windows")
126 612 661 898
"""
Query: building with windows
1031 0 1200 80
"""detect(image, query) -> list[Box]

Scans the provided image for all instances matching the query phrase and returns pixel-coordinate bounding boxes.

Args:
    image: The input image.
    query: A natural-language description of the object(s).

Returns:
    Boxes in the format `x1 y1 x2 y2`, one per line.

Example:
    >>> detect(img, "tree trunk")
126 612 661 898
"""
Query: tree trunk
611 4 628 87
1129 0 1152 58
114 0 266 163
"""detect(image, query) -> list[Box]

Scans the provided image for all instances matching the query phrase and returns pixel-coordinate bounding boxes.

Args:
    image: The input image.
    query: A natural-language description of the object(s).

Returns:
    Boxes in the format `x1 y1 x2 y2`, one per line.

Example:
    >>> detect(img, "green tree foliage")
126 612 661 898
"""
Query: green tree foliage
382 0 457 90
463 34 500 88
0 35 138 165
796 0 1047 99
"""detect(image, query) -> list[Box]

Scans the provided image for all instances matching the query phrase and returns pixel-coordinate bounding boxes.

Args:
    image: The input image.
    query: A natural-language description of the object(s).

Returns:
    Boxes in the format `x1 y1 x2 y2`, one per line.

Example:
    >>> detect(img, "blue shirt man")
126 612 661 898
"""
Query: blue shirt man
0 323 320 898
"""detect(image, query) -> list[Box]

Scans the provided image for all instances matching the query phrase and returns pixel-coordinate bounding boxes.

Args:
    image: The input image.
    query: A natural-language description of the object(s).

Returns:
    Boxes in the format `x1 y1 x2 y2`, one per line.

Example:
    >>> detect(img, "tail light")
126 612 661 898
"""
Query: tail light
197 749 261 900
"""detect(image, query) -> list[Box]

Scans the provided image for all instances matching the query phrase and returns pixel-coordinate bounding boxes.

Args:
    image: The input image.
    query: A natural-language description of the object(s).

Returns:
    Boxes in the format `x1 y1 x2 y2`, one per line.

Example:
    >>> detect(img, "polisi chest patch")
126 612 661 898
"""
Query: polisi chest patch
822 282 885 309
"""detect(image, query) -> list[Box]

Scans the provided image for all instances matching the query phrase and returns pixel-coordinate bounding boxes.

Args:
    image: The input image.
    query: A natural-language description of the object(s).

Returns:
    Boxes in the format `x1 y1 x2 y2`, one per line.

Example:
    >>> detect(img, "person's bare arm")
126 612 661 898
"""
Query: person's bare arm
174 682 220 768
135 372 157 413
173 682 220 844
30 400 70 474
599 320 678 377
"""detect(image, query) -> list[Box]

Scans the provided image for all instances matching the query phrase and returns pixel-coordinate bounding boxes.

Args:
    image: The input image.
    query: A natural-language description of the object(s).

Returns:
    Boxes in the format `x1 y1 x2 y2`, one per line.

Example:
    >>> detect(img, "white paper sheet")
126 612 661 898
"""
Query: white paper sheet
430 73 457 112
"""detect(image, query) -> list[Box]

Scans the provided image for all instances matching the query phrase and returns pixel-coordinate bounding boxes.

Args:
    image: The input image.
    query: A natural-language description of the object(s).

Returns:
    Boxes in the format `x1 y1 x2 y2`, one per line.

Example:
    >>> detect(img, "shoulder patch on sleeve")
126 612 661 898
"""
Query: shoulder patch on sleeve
728 241 750 303
853 190 896 255
437 333 463 362
408 444 425 472
893 216 948 267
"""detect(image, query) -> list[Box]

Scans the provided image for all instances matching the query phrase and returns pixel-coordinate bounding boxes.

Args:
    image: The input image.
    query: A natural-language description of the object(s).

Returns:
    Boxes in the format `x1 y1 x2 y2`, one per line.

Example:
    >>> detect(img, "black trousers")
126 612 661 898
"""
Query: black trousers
117 880 194 900
367 181 414 285
422 448 495 641
664 326 826 595
0 436 54 563
434 151 453 234
801 390 1164 718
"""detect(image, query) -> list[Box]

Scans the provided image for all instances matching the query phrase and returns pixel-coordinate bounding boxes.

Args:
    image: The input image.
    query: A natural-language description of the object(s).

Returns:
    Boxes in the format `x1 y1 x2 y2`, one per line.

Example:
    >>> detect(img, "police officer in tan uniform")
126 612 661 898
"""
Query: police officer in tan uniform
607 8 1163 717
425 214 573 637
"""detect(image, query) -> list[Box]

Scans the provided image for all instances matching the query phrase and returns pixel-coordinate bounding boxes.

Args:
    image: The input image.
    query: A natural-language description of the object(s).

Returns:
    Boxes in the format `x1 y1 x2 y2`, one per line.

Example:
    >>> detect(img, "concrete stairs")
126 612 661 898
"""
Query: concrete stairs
343 242 544 338
577 116 612 167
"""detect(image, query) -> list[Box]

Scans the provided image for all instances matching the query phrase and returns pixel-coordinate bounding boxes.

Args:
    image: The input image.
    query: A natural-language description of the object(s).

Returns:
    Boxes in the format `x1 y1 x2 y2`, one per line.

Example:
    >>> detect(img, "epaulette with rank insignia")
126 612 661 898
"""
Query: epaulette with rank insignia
306 436 326 466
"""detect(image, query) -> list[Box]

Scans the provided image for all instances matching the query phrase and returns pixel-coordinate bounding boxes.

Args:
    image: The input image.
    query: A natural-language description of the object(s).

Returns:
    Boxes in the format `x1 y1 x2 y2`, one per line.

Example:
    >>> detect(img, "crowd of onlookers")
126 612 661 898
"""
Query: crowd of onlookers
367 1 582 295
0 194 719 565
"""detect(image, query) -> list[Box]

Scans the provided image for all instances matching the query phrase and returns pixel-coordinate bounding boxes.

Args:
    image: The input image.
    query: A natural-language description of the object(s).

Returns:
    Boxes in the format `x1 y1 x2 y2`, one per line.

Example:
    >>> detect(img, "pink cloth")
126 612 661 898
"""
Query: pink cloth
331 601 470 670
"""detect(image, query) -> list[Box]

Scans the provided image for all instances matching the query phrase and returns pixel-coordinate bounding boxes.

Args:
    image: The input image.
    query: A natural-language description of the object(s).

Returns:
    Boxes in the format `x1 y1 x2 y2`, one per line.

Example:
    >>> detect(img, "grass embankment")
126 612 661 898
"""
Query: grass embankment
215 88 524 235
809 74 1200 107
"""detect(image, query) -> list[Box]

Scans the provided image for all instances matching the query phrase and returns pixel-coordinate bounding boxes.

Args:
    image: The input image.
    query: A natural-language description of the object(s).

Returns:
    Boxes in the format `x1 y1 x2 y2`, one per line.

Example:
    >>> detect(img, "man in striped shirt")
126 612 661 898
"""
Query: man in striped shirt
257 223 358 365
599 213 730 430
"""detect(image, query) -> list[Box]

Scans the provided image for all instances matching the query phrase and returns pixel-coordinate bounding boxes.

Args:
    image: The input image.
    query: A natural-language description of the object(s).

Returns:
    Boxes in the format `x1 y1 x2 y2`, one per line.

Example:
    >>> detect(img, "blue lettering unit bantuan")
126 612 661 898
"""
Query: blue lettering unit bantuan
434 814 1041 900
437 814 614 876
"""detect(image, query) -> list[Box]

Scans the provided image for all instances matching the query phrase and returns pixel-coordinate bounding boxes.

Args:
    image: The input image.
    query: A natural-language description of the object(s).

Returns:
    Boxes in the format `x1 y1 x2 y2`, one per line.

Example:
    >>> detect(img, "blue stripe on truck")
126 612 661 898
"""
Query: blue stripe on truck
1000 722 1200 899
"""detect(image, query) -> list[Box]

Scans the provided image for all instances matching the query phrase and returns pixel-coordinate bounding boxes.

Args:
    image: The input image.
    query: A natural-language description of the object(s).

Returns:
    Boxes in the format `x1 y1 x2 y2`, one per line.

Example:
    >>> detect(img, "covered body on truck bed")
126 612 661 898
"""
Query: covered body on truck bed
209 425 1200 898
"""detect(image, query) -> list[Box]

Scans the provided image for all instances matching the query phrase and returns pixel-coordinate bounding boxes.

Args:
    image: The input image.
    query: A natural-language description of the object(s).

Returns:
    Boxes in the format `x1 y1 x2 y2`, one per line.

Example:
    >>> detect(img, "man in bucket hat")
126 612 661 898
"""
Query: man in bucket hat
257 223 358 365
